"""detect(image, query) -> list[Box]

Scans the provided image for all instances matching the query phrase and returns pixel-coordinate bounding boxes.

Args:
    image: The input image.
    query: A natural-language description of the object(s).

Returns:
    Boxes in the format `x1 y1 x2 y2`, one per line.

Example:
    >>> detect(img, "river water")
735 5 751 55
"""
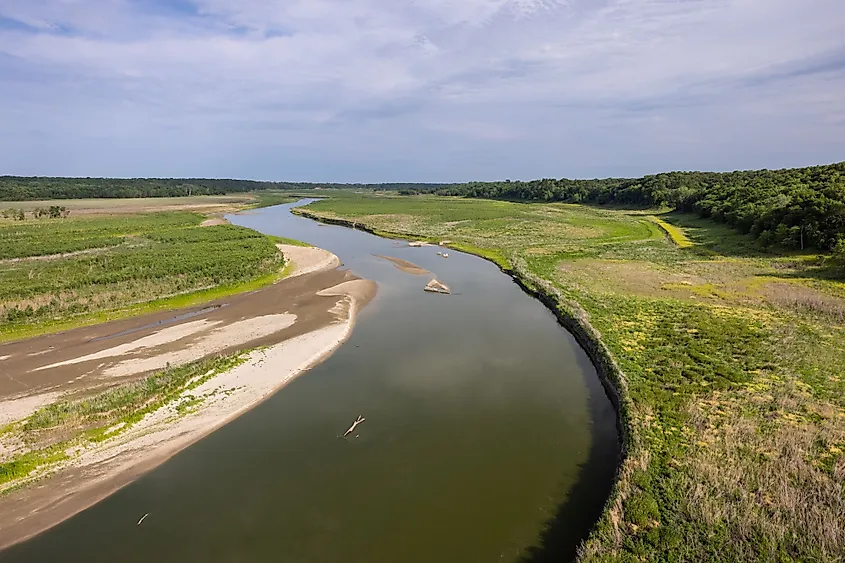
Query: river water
2 200 618 563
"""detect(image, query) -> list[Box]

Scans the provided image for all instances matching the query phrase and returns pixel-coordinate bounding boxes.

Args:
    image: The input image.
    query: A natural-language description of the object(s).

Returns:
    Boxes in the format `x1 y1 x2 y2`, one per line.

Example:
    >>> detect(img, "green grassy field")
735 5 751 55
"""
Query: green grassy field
298 194 845 562
0 212 284 342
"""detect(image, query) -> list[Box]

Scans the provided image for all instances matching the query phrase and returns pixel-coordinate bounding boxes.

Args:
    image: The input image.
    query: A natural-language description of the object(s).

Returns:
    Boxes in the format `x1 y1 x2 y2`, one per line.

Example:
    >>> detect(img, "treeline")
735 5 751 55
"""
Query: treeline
404 162 845 251
0 177 452 201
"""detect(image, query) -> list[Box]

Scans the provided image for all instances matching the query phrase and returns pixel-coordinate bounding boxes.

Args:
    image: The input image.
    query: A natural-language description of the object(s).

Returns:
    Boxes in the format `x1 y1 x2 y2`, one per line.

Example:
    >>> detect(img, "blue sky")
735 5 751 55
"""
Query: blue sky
1 0 844 182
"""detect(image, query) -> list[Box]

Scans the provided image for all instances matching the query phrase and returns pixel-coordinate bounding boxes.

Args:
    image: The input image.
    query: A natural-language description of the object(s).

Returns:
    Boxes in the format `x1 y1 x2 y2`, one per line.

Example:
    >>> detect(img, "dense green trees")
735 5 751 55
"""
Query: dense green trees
409 163 845 251
0 177 451 201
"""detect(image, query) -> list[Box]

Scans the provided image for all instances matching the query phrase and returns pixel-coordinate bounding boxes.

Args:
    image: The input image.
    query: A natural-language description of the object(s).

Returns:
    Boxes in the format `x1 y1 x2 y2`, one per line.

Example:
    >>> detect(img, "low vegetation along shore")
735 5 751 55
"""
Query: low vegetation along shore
297 194 845 562
0 198 375 548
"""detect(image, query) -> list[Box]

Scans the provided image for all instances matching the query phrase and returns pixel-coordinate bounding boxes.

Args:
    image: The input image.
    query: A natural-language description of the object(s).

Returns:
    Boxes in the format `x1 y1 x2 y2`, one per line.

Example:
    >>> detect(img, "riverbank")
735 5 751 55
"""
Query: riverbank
295 194 845 562
0 244 376 549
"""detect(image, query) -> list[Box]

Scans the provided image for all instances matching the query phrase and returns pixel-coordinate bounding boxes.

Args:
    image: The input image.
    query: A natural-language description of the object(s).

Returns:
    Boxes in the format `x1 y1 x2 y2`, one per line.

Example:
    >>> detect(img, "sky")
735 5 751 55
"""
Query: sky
1 0 844 182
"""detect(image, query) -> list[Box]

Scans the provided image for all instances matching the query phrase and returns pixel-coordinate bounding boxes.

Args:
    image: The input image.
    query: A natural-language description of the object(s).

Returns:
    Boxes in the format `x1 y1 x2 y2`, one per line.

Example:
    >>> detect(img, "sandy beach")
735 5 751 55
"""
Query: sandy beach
0 244 375 549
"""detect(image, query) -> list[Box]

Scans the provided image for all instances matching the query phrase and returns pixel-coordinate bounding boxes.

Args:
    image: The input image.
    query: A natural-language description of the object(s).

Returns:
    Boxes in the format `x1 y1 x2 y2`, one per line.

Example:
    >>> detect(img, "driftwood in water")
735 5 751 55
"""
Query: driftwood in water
424 279 451 294
344 415 366 437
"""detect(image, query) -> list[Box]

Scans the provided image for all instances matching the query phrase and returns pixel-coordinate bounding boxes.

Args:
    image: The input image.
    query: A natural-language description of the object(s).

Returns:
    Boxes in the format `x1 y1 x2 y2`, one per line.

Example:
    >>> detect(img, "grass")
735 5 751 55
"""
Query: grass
648 216 693 248
269 234 312 247
1 351 250 488
248 191 298 208
0 212 286 341
300 193 845 562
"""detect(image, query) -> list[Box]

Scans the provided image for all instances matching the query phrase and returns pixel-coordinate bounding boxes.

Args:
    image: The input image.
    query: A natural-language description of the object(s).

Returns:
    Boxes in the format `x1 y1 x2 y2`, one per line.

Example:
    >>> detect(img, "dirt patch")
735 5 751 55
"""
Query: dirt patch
0 247 111 265
374 255 430 275
0 392 60 426
200 217 229 227
0 196 255 217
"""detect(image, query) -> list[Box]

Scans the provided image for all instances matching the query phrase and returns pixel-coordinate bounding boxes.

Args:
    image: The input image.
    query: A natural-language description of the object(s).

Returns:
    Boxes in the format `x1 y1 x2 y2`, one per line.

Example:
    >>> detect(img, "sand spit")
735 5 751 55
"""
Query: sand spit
374 255 430 276
0 244 376 549
277 243 341 278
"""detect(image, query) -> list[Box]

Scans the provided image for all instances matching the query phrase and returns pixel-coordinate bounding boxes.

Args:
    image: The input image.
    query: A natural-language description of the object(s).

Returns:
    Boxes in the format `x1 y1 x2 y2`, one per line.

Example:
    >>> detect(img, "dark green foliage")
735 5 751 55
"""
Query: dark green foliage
0 177 449 201
623 492 659 528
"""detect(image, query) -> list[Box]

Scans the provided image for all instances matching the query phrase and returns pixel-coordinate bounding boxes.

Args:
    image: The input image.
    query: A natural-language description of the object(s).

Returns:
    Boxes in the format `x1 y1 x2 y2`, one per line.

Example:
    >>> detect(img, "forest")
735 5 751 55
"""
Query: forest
403 162 845 251
0 177 450 201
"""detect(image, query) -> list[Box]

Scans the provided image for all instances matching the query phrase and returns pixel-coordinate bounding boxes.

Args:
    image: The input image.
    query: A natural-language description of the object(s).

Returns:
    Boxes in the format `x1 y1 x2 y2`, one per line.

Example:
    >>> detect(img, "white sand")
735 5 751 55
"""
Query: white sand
200 218 229 227
277 244 340 277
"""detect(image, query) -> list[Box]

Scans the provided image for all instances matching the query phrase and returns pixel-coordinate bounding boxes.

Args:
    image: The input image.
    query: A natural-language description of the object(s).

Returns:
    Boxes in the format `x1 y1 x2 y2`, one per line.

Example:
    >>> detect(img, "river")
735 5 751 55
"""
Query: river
2 199 618 563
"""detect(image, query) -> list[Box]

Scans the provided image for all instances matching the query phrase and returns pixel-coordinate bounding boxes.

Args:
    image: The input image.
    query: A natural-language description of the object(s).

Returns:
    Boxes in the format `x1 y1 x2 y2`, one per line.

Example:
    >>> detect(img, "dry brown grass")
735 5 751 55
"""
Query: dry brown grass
684 377 845 561
761 282 845 323
0 195 255 216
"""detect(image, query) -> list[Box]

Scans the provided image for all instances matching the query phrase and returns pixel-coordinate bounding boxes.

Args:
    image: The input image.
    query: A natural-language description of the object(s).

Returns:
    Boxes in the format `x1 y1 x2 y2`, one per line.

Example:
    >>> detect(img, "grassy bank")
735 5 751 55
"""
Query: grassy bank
0 209 284 342
299 194 845 562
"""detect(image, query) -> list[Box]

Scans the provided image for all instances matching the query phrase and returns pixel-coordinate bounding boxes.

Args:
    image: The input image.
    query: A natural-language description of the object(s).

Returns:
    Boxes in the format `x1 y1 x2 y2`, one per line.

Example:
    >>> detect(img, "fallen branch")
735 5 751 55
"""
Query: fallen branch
343 415 366 437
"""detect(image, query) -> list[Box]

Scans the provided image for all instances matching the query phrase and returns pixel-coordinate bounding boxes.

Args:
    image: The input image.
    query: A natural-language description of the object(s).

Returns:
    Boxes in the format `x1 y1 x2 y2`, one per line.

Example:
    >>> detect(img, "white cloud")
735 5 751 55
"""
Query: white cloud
0 0 843 180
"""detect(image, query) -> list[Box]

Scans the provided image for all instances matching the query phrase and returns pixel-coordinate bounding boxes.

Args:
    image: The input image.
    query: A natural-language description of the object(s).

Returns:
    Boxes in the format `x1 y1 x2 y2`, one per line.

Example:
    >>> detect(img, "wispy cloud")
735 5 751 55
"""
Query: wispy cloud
1 0 843 181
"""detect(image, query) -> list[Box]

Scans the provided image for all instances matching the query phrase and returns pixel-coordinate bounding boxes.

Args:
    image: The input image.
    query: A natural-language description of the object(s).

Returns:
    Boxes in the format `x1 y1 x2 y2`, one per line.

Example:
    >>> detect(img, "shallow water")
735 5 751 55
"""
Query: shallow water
3 200 618 563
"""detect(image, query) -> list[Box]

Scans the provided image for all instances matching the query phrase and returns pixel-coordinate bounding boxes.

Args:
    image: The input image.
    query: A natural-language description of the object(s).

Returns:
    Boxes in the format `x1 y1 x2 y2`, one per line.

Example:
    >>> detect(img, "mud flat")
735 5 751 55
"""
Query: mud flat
0 245 375 549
